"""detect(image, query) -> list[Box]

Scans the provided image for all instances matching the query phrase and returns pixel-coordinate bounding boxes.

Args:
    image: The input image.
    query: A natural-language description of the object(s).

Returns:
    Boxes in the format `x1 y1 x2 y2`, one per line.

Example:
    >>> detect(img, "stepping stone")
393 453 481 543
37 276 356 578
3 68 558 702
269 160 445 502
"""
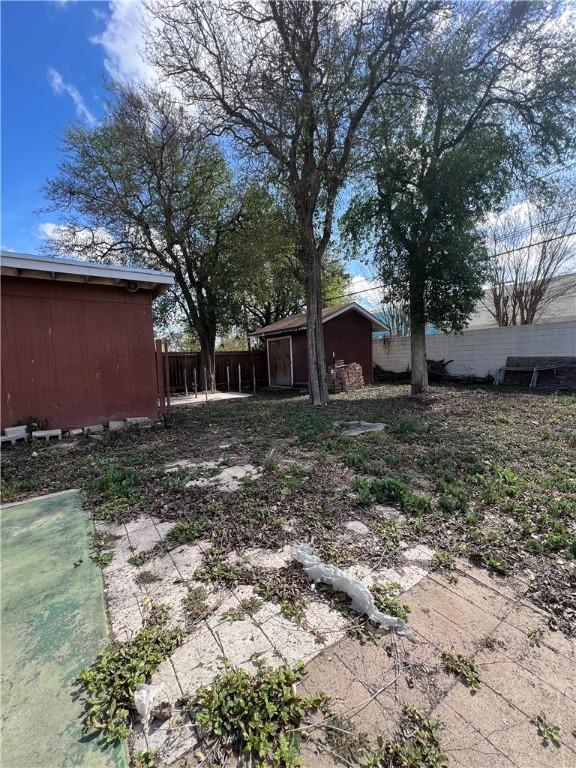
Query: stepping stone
336 421 387 436
32 429 63 442
83 424 104 434
108 420 127 431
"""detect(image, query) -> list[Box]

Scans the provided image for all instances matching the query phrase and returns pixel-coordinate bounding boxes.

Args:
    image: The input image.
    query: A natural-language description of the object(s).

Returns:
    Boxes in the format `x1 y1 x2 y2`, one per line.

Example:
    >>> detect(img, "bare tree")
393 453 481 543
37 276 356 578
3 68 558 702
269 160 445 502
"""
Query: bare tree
379 297 411 336
485 203 576 326
146 0 435 405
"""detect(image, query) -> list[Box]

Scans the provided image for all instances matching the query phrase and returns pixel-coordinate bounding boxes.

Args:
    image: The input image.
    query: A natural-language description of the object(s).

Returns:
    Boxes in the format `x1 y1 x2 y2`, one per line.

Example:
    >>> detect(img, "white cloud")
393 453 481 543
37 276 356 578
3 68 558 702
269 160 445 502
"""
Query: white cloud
47 68 97 127
38 222 121 262
38 222 61 240
90 0 155 83
346 273 382 309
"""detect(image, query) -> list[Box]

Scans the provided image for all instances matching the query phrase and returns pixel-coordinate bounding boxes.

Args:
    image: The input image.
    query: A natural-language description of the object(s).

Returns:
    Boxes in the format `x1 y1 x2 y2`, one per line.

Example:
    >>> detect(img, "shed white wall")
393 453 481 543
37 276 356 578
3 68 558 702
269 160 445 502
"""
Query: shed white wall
373 320 576 379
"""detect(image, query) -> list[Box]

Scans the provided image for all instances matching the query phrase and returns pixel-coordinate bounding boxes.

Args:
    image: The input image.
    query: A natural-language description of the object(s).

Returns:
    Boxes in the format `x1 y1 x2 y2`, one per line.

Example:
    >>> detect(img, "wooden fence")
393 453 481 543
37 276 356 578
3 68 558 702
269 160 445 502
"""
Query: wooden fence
168 350 268 394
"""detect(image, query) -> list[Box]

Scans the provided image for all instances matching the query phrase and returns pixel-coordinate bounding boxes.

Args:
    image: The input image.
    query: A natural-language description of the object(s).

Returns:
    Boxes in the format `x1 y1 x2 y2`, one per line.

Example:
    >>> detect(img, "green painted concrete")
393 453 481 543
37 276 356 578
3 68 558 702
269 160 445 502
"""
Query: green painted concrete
1 490 128 768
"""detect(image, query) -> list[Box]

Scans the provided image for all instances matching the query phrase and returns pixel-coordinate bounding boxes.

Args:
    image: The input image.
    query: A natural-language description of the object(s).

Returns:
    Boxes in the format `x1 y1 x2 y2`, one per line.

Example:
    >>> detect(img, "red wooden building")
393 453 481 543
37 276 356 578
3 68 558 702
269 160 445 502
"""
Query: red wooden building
251 302 386 387
1 251 174 430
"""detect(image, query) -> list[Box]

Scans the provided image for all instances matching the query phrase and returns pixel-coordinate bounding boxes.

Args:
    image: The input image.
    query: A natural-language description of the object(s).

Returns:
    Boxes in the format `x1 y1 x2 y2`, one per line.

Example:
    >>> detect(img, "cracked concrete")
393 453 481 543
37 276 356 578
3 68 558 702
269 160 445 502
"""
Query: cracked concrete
101 515 576 767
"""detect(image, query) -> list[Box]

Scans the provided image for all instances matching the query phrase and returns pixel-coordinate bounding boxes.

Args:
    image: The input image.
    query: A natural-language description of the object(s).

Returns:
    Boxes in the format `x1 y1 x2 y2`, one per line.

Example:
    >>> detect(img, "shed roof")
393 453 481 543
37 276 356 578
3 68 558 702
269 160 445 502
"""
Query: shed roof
250 301 387 337
0 251 174 294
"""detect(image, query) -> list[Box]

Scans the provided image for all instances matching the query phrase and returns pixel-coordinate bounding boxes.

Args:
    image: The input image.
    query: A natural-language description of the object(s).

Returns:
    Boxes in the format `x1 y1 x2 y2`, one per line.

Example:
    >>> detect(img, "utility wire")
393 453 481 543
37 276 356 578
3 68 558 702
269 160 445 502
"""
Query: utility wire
488 212 576 243
334 230 576 302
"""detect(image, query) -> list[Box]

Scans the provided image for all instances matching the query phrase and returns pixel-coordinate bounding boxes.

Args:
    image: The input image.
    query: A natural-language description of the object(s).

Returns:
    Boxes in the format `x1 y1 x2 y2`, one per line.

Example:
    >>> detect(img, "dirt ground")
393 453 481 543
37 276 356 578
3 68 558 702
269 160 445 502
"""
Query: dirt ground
2 384 575 766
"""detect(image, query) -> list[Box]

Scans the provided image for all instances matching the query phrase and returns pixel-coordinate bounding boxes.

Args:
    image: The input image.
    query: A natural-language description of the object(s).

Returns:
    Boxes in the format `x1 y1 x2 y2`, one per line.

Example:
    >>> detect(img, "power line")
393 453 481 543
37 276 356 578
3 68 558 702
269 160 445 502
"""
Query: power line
335 230 576 302
489 212 576 244
491 230 576 257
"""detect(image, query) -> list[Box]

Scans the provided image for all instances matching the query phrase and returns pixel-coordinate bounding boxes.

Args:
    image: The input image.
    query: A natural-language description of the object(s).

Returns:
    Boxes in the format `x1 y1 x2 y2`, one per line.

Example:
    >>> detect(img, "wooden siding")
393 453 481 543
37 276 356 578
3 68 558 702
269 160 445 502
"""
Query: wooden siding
1 277 159 429
289 310 374 385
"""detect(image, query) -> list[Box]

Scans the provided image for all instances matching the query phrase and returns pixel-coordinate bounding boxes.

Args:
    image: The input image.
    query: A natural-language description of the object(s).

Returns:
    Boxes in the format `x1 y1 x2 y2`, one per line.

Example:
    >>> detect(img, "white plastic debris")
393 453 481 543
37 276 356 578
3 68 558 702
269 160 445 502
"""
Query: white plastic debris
294 543 413 637
134 683 163 730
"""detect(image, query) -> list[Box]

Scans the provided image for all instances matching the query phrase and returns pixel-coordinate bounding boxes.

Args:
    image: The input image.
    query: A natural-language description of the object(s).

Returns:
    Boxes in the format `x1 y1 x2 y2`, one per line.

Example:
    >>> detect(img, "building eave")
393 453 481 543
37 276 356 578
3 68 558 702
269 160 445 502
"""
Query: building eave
0 251 174 294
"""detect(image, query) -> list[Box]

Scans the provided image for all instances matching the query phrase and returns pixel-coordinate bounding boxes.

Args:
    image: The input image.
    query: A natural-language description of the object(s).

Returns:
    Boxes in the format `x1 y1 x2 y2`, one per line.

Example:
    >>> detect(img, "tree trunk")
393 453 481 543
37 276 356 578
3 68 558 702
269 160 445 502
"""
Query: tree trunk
409 256 428 395
410 321 428 394
198 326 216 392
305 251 328 406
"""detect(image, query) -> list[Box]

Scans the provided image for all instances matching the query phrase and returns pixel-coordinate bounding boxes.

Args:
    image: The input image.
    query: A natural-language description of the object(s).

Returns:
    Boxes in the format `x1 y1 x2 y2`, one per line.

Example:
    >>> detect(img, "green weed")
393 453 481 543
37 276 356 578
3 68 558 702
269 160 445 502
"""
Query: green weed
182 585 210 626
77 603 183 744
389 415 428 438
87 461 139 501
431 551 456 572
190 662 330 767
89 531 117 567
194 548 246 586
361 704 446 767
356 477 431 515
441 650 481 690
484 552 508 575
224 596 263 622
534 711 562 747
131 749 158 768
128 552 148 567
370 583 411 621
372 519 402 554
163 517 208 549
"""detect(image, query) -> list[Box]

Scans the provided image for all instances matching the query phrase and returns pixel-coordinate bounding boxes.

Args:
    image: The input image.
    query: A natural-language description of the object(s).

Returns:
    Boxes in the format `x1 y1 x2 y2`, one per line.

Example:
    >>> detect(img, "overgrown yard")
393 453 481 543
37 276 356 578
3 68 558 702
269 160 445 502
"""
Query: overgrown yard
2 384 575 767
3 384 575 633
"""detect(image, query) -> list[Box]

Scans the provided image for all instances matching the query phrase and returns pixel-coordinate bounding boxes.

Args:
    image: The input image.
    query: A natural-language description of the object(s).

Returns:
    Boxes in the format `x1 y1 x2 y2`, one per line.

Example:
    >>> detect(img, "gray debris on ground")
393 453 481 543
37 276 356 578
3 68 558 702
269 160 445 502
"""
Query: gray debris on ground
186 464 262 492
334 420 387 436
344 520 372 536
164 458 224 474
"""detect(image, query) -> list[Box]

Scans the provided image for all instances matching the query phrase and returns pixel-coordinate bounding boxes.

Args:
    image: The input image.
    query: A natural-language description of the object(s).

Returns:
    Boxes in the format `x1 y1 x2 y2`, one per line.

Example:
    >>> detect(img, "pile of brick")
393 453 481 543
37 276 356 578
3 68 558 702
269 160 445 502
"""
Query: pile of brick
327 361 364 393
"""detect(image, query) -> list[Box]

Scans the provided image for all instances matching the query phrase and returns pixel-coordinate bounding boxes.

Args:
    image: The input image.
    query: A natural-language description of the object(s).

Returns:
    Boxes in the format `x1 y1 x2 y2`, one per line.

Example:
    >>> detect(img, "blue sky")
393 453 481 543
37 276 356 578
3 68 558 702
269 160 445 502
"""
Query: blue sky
1 1 114 253
1 0 375 297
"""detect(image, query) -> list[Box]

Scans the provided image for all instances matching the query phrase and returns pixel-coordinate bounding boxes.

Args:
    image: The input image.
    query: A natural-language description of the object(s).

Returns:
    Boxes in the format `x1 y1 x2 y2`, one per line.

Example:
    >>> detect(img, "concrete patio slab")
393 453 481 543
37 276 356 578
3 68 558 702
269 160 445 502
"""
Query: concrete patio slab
100 514 576 767
171 391 253 407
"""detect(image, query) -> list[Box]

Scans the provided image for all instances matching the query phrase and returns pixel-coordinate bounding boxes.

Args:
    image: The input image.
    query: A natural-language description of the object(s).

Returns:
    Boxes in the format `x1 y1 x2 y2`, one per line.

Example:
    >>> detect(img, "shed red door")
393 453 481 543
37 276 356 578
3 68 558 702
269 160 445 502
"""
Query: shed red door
268 337 292 386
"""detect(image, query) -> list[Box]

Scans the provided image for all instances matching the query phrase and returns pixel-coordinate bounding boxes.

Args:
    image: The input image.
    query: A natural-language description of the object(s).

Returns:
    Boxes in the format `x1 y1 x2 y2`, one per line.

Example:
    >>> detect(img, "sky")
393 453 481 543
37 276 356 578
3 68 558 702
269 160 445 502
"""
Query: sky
0 0 381 304
2 0 149 253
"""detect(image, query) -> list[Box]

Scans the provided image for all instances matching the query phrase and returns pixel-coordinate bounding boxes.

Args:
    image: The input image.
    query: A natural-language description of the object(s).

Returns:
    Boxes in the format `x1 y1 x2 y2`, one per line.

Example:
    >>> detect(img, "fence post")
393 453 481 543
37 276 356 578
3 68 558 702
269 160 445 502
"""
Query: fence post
155 340 166 422
193 368 197 398
238 364 242 393
163 341 171 415
184 367 188 396
253 365 256 394
227 366 230 392
203 367 208 402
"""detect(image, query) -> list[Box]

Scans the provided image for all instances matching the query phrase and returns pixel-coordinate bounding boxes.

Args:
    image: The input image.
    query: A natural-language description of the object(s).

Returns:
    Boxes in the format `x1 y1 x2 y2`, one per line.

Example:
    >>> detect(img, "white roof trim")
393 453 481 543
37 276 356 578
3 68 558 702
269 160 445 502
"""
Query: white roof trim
0 251 174 287
324 302 387 331
251 301 387 336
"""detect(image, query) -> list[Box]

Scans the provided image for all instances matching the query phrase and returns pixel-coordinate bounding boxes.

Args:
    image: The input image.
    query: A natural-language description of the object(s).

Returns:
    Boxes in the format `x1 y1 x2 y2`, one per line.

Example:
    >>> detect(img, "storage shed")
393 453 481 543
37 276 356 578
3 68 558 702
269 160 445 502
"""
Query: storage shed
1 251 174 430
251 302 386 387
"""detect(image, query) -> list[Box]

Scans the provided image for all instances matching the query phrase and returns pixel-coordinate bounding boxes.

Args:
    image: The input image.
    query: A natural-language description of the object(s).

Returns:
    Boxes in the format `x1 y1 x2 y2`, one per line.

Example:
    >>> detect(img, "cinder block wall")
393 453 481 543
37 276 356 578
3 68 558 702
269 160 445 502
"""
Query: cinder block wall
373 320 576 379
